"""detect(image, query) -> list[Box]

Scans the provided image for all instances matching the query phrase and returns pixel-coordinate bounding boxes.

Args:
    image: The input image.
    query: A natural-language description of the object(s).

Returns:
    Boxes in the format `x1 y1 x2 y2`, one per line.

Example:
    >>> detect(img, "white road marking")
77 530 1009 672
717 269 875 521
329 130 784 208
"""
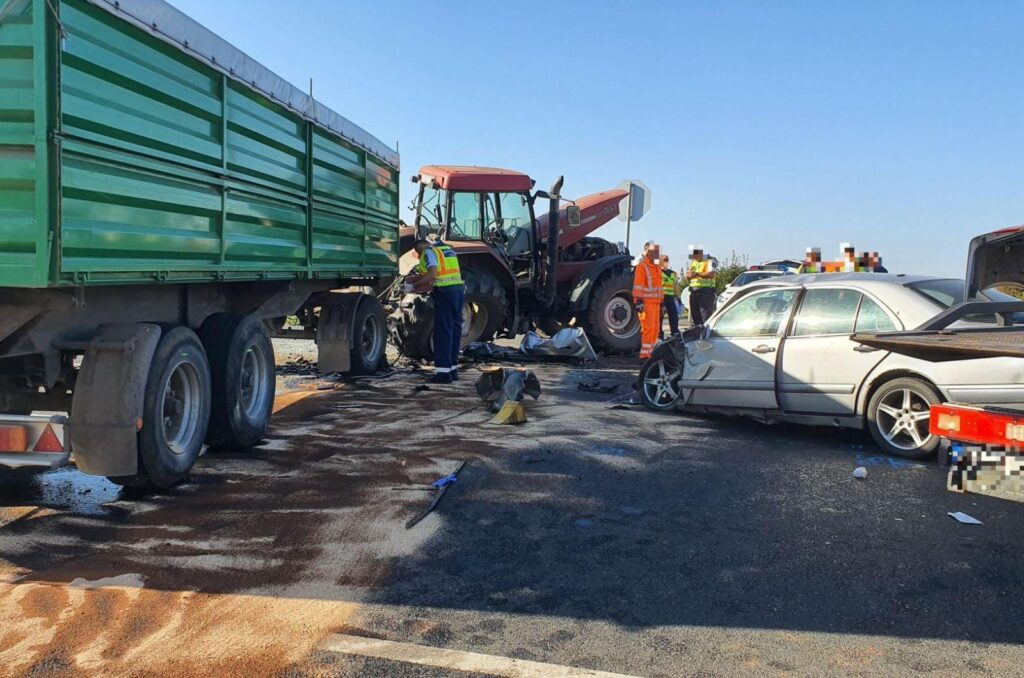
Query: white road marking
319 633 642 678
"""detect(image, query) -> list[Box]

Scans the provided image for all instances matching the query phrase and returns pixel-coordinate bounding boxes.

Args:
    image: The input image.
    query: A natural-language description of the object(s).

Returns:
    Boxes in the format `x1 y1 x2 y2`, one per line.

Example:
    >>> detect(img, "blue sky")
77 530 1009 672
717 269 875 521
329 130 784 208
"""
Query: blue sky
171 0 1022 275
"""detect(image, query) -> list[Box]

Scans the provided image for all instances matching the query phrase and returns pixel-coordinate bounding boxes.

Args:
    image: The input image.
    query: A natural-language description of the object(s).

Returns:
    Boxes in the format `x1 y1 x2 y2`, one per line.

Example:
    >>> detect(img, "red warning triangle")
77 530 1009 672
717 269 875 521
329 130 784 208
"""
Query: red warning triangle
33 425 63 453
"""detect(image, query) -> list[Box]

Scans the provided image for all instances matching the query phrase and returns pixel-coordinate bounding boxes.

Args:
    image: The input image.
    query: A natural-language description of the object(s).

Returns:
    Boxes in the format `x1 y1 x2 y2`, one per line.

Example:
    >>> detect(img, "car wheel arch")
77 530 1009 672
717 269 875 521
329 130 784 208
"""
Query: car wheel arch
858 369 945 420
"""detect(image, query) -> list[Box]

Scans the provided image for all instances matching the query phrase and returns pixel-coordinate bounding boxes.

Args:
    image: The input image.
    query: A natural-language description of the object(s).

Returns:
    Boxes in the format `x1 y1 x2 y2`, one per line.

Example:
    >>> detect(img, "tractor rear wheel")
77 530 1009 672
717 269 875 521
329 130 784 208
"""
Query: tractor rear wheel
462 268 508 345
389 268 509 362
582 270 641 354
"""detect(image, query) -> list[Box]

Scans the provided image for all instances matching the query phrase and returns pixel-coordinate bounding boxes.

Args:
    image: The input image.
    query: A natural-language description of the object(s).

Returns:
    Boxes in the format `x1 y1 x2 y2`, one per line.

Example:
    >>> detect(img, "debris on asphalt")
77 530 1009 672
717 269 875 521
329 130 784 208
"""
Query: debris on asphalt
948 511 983 525
489 400 528 425
431 473 458 489
475 368 541 413
406 461 467 529
853 466 868 479
577 378 622 393
520 328 598 362
413 385 431 392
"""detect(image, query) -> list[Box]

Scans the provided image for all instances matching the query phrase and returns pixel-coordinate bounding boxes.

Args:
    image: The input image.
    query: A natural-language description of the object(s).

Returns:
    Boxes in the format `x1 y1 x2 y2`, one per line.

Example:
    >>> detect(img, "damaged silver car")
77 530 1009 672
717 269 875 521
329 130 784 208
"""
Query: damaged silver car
639 273 1024 458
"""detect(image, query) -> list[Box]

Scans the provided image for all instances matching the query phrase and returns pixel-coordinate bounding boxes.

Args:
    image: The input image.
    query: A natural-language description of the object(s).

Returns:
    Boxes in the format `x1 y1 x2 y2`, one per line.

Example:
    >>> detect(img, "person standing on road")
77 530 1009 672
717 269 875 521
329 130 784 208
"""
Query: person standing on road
406 238 465 384
686 245 717 326
633 241 664 360
659 254 681 339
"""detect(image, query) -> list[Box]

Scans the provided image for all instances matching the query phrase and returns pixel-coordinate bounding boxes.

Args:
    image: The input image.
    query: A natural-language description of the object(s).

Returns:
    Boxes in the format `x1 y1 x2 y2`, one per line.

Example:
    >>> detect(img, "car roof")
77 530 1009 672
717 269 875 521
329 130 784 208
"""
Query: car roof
743 272 947 290
730 273 956 327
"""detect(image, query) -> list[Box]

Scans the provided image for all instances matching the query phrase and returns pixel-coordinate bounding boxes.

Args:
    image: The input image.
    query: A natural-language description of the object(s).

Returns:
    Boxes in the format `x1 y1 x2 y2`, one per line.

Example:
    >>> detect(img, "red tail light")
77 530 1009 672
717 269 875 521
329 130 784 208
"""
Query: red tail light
930 404 1024 446
32 425 63 453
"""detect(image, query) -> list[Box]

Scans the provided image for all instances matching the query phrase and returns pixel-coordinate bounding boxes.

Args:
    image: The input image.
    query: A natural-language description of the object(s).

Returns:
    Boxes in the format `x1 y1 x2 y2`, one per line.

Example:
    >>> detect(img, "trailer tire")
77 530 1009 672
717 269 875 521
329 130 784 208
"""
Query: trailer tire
349 296 388 375
109 327 212 489
866 376 941 459
199 314 276 450
582 270 641 354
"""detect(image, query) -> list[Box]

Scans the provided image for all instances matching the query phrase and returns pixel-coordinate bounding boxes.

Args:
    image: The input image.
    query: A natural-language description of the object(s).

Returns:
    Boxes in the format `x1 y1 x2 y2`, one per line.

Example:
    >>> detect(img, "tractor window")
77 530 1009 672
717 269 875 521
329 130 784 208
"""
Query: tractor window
415 187 446 237
496 192 533 258
449 192 483 240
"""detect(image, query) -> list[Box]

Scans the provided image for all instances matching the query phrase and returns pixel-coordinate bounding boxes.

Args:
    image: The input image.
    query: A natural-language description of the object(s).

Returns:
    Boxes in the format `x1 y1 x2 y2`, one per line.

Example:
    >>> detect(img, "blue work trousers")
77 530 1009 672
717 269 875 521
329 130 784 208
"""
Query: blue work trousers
433 284 465 371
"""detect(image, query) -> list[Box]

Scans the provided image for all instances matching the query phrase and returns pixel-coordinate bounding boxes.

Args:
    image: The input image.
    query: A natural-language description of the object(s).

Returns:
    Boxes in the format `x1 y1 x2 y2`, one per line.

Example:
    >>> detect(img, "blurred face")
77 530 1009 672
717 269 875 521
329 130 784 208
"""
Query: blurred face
692 249 704 261
660 256 670 269
414 242 428 256
647 245 660 262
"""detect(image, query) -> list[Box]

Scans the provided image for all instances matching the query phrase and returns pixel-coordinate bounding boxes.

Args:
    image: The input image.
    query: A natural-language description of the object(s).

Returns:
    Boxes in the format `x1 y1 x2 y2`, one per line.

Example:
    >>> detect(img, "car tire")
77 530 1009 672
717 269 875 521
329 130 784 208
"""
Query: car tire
199 314 276 450
109 327 212 489
866 377 941 459
639 354 683 410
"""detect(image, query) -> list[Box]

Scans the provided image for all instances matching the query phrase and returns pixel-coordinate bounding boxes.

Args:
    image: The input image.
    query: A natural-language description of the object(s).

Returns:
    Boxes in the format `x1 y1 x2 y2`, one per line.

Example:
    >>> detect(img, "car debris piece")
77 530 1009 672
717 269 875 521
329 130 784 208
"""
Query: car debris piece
948 511 982 525
520 328 598 362
475 368 541 413
406 461 467 529
853 467 868 479
578 378 621 393
489 400 528 425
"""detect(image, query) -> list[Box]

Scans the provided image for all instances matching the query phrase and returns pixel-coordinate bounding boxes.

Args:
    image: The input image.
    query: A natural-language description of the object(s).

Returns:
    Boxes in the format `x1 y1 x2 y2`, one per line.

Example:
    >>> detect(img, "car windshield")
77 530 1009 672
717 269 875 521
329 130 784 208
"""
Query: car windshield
731 271 780 287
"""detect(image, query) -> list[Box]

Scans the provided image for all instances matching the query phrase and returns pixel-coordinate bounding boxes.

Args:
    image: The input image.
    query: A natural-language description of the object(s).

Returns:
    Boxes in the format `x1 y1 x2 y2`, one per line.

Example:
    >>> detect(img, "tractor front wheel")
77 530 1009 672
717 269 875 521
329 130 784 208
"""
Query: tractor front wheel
582 270 641 354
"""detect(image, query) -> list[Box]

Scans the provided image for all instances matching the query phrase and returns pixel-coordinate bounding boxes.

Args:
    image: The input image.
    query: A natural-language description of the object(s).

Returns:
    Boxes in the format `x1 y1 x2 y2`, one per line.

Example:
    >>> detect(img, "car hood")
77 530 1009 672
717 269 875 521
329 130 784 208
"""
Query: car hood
966 226 1024 298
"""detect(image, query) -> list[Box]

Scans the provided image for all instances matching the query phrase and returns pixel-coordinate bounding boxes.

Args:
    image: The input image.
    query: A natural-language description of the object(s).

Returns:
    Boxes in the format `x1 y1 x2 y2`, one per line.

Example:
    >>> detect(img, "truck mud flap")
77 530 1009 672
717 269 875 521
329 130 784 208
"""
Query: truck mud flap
69 324 161 477
317 295 362 374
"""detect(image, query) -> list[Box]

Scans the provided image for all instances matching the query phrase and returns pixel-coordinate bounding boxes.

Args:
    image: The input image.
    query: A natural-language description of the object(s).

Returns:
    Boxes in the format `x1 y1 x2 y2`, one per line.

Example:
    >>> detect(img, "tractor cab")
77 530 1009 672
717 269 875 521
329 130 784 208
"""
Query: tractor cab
411 166 558 287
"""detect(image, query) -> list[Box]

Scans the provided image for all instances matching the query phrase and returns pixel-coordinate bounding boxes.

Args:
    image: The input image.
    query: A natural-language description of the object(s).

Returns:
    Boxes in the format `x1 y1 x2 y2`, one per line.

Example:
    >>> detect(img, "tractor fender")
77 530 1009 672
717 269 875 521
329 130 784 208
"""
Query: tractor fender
567 255 633 313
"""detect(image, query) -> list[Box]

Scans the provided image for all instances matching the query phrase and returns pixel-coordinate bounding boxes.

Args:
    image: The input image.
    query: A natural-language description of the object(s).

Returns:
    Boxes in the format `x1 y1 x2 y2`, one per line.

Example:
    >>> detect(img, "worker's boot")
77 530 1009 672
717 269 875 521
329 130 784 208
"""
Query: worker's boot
429 373 453 385
450 369 459 382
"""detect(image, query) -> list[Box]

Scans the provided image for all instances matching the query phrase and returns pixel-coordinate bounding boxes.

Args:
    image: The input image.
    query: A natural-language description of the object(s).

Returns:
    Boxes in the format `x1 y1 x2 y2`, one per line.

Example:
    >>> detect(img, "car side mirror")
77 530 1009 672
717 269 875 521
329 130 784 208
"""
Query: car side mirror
566 206 581 229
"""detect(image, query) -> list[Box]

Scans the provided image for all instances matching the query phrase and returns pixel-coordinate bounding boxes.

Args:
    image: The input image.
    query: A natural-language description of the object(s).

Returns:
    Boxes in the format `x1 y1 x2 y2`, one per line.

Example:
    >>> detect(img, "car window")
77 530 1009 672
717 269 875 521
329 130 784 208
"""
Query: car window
856 296 897 332
732 271 780 287
906 278 1015 324
712 289 798 338
792 289 862 336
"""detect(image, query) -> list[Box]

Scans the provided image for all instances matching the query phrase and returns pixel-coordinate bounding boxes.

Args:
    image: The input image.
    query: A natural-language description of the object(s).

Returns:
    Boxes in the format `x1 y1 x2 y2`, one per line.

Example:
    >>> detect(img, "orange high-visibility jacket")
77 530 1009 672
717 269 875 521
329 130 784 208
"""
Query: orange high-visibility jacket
633 260 664 302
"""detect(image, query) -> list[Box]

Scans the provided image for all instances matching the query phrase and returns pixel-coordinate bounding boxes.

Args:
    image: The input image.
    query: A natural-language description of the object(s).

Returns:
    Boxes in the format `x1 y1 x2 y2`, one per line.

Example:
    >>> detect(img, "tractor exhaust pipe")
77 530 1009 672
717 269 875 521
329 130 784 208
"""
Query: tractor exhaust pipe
543 176 564 308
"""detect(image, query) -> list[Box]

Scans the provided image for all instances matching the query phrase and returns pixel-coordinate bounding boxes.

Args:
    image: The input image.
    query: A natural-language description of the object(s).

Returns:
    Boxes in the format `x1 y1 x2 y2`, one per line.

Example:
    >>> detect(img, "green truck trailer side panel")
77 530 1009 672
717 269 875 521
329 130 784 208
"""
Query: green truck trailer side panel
0 0 397 287
0 0 47 286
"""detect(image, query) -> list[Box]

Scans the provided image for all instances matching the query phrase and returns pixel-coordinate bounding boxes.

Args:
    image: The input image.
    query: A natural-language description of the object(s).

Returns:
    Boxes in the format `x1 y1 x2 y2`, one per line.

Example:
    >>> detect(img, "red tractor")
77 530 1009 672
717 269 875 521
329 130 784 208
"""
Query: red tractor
389 166 641 358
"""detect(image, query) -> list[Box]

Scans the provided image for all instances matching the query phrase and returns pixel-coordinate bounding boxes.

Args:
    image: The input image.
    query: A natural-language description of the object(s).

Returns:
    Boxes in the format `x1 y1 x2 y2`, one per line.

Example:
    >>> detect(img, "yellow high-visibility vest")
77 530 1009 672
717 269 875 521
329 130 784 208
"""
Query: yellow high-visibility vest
689 259 715 288
417 245 463 287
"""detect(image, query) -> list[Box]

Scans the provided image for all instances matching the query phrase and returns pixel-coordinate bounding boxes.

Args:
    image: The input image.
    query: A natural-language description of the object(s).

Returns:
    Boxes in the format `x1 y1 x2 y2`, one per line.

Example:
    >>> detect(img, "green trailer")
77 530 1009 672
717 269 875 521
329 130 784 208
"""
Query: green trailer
0 0 399 487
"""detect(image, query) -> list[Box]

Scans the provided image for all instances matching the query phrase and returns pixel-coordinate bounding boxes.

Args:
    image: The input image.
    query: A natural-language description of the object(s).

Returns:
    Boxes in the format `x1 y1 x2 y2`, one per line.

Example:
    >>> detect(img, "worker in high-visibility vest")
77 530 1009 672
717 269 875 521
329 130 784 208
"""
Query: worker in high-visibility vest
633 241 664 360
406 238 465 384
686 245 717 326
659 254 681 339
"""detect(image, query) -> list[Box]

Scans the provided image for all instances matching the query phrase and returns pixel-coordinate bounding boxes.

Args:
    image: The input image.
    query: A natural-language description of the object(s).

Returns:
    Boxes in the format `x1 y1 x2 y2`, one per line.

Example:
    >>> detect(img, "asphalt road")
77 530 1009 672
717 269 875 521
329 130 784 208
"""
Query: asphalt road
1 349 1023 677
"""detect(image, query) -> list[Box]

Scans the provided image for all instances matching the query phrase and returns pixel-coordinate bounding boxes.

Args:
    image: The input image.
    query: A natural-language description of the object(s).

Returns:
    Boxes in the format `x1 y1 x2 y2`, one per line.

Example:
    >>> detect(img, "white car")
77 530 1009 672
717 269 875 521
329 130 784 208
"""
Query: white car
716 268 794 308
639 273 1024 458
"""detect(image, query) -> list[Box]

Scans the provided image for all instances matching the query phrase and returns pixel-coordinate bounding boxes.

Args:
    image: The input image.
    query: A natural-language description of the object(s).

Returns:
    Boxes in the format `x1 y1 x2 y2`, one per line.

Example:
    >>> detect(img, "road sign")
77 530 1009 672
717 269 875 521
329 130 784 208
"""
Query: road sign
616 180 651 252
617 180 651 223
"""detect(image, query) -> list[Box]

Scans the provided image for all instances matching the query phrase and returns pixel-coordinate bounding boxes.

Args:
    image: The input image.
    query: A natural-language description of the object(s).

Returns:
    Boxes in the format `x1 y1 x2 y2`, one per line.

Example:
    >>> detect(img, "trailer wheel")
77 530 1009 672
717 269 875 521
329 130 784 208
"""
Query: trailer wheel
866 377 941 459
350 296 388 375
582 270 641 354
199 314 276 450
109 327 211 489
